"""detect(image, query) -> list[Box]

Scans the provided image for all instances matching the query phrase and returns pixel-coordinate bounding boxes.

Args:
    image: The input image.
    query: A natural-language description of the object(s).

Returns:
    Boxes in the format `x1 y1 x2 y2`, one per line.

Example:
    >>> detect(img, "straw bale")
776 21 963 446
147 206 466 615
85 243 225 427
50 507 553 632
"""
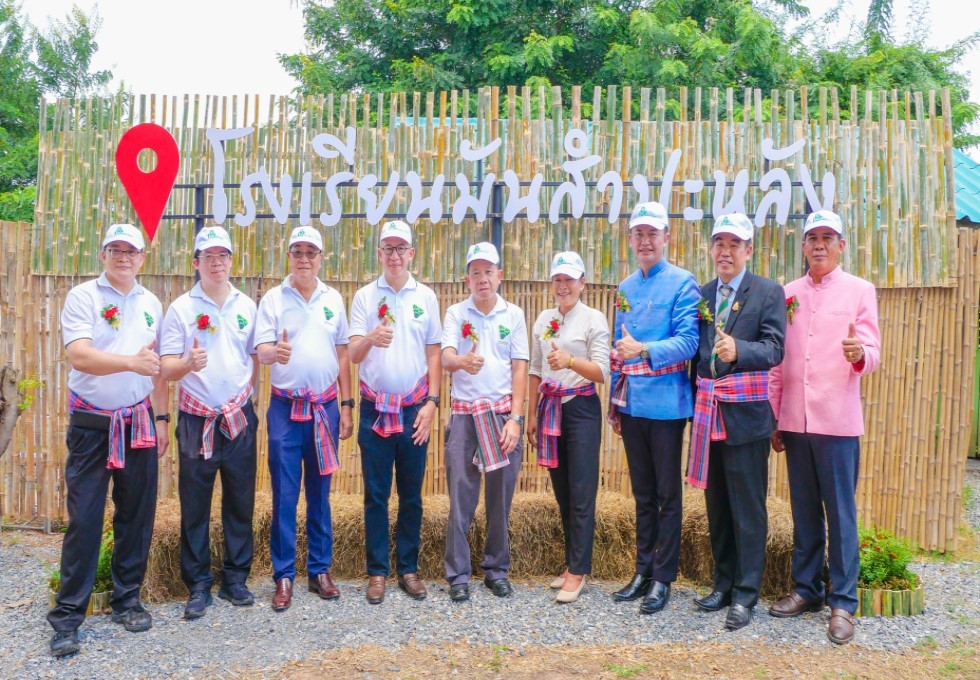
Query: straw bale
143 489 795 602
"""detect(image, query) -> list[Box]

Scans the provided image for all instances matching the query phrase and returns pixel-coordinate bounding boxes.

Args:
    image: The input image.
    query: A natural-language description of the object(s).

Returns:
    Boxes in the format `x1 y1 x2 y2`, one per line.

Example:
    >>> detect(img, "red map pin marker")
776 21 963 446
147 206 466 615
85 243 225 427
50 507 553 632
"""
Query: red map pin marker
115 123 180 243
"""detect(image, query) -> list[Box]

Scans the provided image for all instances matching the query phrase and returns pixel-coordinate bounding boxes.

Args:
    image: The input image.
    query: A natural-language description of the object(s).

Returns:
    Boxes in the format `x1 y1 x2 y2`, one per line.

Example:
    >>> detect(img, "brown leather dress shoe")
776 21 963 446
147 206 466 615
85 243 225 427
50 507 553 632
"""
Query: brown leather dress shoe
272 578 292 611
397 573 428 600
828 608 857 644
308 573 340 600
769 592 824 618
366 576 386 604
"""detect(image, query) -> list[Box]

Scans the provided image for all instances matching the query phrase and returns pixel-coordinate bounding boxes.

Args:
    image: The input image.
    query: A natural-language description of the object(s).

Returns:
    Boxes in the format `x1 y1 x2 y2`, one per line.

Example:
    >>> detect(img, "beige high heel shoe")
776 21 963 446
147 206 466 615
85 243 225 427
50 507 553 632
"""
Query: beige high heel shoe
549 576 566 589
555 576 585 603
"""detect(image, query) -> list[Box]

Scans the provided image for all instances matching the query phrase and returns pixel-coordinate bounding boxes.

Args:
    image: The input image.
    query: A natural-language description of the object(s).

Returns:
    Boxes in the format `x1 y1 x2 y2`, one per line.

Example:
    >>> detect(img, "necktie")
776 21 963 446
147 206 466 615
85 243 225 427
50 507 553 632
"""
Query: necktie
711 284 734 377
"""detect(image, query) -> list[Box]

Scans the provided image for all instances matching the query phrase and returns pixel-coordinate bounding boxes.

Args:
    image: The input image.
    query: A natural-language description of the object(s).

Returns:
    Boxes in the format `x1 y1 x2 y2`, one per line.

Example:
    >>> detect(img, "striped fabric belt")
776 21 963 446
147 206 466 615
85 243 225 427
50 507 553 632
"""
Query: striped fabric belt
451 394 513 472
686 371 770 490
608 349 686 422
177 385 253 459
271 384 339 475
360 376 429 437
68 390 155 470
535 379 597 469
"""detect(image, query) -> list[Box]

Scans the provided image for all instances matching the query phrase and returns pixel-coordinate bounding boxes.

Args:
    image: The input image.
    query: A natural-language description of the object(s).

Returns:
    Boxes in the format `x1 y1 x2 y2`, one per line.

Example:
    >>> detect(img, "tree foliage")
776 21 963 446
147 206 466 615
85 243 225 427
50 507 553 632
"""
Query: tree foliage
282 0 979 149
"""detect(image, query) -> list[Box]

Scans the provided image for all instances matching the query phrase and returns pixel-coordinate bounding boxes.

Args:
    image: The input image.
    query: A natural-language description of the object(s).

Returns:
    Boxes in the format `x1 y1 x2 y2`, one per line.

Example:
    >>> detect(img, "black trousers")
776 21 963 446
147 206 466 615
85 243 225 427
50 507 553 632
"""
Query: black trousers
547 393 601 575
705 438 770 607
176 403 258 593
48 420 159 631
619 414 686 582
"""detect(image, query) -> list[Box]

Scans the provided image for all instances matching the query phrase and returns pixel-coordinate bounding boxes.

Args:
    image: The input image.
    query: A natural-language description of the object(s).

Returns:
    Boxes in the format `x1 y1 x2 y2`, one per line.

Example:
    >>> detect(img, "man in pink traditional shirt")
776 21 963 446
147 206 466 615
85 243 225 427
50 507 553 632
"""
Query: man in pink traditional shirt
768 210 881 646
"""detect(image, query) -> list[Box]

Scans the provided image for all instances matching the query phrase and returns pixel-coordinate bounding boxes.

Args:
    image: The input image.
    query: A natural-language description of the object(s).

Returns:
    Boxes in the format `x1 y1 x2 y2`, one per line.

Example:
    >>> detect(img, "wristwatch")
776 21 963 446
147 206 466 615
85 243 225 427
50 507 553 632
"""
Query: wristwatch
508 414 525 426
340 399 355 408
155 413 171 423
426 395 441 407
640 342 650 360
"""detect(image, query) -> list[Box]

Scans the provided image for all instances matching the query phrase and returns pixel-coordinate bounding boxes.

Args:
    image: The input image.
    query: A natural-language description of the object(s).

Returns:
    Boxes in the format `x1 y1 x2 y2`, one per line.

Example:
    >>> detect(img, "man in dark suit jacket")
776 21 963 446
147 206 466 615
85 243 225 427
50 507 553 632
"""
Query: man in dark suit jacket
687 213 785 631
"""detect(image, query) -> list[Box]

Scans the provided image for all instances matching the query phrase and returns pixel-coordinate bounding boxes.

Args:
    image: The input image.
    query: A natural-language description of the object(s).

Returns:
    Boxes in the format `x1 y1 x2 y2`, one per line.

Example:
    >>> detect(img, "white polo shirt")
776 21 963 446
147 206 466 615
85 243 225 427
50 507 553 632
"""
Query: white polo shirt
442 295 529 403
254 275 349 392
350 274 441 394
61 273 163 410
160 282 256 407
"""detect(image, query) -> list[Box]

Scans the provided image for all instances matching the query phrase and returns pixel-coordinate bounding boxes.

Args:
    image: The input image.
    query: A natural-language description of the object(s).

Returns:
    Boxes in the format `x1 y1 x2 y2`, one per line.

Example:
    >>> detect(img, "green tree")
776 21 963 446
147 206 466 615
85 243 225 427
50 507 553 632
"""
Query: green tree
33 6 111 100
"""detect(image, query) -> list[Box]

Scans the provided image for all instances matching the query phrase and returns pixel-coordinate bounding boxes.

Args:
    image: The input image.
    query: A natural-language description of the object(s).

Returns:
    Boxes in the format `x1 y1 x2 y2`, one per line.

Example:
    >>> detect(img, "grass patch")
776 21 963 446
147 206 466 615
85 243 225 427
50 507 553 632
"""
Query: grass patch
606 662 649 678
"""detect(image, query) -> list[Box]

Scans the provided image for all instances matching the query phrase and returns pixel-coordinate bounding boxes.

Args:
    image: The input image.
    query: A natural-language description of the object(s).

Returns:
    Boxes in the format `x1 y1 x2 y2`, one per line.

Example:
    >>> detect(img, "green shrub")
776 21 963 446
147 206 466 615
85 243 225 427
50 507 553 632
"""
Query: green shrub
858 525 918 590
48 527 114 593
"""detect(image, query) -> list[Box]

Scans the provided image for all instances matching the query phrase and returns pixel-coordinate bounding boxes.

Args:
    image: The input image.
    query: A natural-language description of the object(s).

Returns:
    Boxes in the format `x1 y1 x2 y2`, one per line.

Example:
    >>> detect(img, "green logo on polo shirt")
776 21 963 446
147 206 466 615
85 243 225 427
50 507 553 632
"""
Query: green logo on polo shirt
324 306 334 321
413 304 424 318
499 324 510 340
237 314 248 330
144 312 154 327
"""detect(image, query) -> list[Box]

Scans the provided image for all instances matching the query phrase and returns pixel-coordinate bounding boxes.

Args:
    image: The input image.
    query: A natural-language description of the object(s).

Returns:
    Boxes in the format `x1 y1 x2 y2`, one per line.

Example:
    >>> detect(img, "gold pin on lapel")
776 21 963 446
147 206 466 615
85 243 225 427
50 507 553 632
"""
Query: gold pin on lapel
732 301 740 312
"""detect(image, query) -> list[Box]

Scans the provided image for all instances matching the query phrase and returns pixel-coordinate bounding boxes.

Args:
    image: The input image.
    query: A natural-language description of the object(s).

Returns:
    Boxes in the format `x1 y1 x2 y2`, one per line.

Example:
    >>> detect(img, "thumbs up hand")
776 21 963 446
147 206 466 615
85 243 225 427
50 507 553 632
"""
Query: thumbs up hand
276 328 292 365
133 340 161 376
842 321 864 363
459 339 485 375
368 314 394 349
713 324 738 363
615 323 645 360
547 339 572 371
186 336 208 372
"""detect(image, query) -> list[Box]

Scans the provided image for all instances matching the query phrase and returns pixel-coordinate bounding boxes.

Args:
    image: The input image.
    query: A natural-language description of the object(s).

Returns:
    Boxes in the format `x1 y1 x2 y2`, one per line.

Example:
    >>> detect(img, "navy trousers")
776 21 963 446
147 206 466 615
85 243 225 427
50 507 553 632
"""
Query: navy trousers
48 418 159 631
267 396 339 582
782 432 861 613
176 402 258 593
359 399 428 577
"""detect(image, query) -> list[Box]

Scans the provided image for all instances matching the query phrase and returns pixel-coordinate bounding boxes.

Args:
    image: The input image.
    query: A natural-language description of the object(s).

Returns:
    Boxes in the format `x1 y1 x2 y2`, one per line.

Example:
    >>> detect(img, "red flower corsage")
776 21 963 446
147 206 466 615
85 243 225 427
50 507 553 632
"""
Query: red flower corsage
696 299 713 324
786 295 799 324
616 291 631 313
461 320 478 343
377 296 395 323
196 313 217 334
543 317 561 340
101 304 120 330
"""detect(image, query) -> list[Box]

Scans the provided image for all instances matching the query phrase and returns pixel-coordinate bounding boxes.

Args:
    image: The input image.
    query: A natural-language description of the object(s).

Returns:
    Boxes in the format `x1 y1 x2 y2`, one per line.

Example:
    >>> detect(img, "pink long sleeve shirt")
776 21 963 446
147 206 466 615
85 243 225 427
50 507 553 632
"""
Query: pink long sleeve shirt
768 266 881 436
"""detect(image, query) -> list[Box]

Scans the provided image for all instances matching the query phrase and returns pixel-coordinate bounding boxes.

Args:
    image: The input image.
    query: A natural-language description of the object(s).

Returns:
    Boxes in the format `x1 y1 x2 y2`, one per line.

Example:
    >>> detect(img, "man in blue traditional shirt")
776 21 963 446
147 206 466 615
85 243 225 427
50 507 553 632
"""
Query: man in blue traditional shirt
608 200 700 615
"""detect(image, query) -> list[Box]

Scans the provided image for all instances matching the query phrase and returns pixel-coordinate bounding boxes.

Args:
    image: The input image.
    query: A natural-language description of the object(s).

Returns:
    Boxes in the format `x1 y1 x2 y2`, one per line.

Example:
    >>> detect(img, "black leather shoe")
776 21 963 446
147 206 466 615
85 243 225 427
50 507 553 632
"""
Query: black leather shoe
484 577 513 597
725 603 753 630
639 581 671 614
182 591 213 620
111 603 152 632
50 630 80 657
449 583 470 602
612 574 653 602
694 590 732 612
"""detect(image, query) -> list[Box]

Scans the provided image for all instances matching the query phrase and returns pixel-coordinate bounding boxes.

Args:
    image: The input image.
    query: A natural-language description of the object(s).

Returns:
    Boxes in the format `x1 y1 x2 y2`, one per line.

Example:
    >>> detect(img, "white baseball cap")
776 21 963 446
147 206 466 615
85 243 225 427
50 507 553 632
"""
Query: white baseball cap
379 219 413 245
711 213 754 241
465 242 500 266
804 210 843 236
550 251 586 279
102 223 145 251
629 201 670 231
288 225 323 251
194 225 233 253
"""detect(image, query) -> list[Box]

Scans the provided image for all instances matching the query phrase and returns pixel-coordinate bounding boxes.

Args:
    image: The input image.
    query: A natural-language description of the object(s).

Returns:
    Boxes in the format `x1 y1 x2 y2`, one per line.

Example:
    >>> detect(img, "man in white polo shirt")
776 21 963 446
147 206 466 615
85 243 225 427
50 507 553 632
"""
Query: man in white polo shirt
441 242 528 602
349 219 441 604
48 223 170 657
255 226 353 611
160 226 259 620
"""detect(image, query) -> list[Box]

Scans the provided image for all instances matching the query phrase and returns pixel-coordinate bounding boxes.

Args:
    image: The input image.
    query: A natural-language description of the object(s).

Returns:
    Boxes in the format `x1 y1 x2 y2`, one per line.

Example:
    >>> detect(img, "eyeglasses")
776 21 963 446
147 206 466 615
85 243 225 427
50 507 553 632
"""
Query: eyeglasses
199 252 231 263
105 248 142 260
380 245 410 256
631 231 663 243
289 250 321 260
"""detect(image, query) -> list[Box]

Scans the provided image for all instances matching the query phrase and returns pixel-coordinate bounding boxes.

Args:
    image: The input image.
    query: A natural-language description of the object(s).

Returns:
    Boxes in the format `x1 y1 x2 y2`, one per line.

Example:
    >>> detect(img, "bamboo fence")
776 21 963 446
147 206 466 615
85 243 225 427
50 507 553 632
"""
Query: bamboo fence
0 85 971 551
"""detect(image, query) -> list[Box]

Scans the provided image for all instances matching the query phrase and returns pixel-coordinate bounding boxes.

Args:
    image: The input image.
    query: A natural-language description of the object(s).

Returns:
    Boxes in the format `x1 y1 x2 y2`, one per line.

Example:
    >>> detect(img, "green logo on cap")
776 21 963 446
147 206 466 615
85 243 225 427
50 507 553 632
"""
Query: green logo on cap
557 257 566 265
472 244 481 252
115 226 125 235
208 229 217 238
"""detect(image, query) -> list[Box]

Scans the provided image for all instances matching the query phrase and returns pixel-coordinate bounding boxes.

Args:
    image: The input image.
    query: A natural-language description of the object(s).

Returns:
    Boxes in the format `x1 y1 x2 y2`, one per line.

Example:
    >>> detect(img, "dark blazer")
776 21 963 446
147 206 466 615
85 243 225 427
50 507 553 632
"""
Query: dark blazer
691 270 785 445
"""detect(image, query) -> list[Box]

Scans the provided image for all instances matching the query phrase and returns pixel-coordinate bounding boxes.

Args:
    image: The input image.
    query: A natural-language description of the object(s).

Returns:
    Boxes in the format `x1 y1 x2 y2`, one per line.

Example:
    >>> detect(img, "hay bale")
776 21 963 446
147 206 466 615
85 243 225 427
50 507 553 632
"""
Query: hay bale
142 489 795 602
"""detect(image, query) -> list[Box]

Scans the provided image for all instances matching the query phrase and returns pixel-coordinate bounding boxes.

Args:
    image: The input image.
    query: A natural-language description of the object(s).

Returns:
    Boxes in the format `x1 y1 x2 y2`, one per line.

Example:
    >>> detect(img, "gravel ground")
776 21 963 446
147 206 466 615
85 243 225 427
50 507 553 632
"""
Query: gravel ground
1 467 978 679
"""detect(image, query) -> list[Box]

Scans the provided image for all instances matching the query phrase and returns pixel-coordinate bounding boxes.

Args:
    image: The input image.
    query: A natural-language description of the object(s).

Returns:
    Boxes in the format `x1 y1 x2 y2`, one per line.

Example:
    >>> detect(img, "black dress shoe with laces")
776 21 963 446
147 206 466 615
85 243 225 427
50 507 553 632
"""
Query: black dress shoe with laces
449 583 470 602
612 574 653 602
111 603 152 632
725 603 753 630
484 577 513 597
693 590 732 612
50 630 80 657
639 581 671 614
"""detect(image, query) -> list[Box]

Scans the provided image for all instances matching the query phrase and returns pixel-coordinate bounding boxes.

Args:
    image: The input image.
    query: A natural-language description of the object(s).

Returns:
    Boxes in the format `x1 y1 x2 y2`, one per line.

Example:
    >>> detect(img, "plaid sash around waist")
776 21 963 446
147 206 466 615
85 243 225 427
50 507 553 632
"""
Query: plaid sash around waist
608 350 686 422
68 390 155 470
687 371 770 489
360 376 429 438
451 394 513 472
177 385 253 460
536 379 597 468
271 384 339 475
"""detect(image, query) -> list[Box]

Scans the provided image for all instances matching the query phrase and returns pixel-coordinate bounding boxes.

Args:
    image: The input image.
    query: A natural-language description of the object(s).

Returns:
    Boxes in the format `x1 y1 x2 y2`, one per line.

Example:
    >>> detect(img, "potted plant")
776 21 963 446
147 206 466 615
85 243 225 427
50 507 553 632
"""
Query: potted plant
48 527 114 615
856 525 924 617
